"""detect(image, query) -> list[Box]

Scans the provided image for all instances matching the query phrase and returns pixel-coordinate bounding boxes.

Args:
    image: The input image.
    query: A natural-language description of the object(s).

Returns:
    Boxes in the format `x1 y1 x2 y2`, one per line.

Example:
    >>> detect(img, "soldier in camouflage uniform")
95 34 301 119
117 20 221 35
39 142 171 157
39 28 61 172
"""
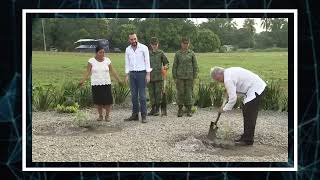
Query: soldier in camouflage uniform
172 37 198 117
148 37 169 116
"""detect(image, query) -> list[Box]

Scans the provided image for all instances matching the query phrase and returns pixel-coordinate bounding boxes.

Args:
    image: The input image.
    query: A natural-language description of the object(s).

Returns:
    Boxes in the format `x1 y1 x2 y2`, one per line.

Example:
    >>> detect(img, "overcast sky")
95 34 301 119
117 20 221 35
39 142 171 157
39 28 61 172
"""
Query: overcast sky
129 18 266 33
189 18 264 33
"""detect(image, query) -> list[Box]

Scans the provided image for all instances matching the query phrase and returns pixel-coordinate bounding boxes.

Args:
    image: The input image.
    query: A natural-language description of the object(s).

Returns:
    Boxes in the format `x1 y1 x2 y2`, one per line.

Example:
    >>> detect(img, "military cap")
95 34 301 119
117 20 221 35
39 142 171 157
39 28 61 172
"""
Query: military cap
150 37 159 45
181 37 190 43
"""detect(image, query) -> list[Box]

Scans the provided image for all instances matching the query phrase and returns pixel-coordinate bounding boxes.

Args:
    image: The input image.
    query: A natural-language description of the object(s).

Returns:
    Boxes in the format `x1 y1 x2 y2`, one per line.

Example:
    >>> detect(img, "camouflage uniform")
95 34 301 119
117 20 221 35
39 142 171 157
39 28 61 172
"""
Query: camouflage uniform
148 49 169 116
172 49 198 116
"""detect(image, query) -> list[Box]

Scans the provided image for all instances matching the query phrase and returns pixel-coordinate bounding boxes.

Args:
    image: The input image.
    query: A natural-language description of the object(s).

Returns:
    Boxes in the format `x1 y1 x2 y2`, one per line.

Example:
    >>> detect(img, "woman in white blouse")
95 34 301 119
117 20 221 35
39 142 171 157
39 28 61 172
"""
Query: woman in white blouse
79 46 122 121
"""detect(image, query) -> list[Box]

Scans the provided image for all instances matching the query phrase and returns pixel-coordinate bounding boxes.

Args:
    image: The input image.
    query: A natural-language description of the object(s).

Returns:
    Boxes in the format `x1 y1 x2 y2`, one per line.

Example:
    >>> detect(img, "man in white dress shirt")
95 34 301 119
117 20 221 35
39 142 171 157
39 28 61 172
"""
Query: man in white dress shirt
124 33 152 123
211 67 266 146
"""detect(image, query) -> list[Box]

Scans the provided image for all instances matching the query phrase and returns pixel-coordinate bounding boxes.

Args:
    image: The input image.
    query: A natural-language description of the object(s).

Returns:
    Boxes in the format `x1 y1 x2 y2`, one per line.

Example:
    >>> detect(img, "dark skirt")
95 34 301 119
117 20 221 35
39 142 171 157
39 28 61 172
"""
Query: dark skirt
92 85 113 105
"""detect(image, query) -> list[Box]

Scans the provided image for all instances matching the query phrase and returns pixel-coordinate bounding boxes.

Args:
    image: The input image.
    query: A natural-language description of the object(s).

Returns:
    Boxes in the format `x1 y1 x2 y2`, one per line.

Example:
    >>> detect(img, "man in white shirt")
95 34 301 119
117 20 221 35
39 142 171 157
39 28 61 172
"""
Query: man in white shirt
124 33 152 123
211 66 266 146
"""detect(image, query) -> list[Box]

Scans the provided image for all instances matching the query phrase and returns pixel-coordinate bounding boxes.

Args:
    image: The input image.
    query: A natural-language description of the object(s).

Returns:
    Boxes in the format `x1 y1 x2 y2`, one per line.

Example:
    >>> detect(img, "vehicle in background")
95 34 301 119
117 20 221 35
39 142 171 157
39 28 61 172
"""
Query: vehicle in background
112 48 121 53
49 46 58 52
74 39 109 53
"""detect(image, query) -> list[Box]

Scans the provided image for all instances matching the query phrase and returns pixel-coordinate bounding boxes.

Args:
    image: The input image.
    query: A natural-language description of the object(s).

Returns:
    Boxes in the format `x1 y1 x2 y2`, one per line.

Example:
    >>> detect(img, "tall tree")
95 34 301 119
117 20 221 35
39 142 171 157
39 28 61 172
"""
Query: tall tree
260 18 272 32
235 28 255 48
270 18 288 47
243 18 256 35
193 29 220 52
200 18 237 45
32 18 45 51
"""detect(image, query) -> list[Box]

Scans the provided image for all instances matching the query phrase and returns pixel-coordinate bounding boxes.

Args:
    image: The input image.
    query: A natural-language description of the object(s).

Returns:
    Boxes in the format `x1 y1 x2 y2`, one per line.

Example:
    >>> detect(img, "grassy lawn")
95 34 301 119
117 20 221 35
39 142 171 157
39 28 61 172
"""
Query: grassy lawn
32 51 288 92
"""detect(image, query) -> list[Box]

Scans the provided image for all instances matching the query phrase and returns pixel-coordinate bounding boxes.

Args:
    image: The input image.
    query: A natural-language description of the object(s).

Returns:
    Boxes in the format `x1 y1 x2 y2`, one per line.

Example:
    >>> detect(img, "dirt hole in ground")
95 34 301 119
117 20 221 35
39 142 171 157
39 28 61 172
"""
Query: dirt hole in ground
171 134 234 153
170 134 286 157
33 123 122 136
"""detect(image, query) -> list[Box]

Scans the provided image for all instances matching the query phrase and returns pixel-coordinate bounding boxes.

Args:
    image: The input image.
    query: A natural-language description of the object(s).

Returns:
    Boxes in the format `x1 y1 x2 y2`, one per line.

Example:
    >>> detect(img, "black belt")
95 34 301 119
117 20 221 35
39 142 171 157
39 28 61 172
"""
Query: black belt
130 70 146 73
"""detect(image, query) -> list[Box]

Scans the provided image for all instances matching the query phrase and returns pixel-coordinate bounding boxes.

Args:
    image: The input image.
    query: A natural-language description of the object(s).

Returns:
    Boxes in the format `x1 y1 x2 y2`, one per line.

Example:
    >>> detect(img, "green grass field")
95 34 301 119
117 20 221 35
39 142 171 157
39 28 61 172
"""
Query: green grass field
32 51 288 92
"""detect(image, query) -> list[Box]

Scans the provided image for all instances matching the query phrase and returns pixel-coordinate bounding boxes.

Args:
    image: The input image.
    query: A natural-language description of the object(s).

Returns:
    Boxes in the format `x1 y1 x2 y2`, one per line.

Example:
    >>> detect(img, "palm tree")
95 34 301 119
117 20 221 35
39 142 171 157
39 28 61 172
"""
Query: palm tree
270 18 287 32
261 18 272 32
243 18 256 35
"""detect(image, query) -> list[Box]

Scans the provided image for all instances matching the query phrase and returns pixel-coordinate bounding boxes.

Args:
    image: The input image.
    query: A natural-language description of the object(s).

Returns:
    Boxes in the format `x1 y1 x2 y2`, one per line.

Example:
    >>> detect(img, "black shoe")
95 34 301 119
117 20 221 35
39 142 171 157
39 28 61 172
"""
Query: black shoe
235 140 253 146
177 105 183 117
147 105 155 116
161 105 167 116
141 115 147 123
124 114 139 121
153 105 160 116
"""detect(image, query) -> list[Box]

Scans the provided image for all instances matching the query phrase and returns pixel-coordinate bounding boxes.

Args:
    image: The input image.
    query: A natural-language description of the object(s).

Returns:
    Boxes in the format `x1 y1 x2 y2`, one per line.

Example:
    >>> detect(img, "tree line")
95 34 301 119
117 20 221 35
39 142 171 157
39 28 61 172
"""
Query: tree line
32 18 288 52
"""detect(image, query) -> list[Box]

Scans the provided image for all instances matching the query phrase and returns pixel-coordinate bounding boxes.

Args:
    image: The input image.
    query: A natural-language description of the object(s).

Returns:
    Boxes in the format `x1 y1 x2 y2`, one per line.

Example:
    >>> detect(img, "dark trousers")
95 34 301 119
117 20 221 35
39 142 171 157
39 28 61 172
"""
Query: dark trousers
129 71 147 116
241 91 265 143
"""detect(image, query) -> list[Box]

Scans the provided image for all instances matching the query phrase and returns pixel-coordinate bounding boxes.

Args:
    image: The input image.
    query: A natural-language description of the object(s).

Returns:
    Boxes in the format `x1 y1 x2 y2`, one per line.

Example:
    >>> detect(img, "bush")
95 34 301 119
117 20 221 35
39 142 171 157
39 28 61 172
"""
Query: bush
279 94 288 112
53 81 93 108
64 96 75 106
112 83 130 104
210 82 224 107
193 29 221 52
260 81 282 111
196 81 212 108
33 84 56 111
165 79 176 104
219 46 227 53
76 83 93 107
54 81 79 106
73 111 89 127
191 106 197 113
55 103 80 113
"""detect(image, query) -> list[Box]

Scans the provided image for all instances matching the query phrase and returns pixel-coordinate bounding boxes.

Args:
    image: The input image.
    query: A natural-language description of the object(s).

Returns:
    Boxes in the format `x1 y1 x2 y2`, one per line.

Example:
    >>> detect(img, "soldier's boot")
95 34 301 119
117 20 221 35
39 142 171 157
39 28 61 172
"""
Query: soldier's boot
186 106 192 117
147 105 156 116
177 105 183 117
153 105 160 116
161 104 167 116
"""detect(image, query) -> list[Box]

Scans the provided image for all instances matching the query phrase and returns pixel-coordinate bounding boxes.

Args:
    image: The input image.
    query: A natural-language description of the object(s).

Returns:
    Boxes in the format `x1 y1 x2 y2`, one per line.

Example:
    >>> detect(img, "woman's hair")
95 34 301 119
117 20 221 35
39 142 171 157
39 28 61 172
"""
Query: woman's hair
95 45 104 53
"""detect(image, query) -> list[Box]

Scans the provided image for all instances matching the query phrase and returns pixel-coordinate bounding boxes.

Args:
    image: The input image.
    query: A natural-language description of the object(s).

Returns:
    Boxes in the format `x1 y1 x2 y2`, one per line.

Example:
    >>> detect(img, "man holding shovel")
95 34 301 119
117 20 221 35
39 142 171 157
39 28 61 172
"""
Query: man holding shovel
210 67 266 146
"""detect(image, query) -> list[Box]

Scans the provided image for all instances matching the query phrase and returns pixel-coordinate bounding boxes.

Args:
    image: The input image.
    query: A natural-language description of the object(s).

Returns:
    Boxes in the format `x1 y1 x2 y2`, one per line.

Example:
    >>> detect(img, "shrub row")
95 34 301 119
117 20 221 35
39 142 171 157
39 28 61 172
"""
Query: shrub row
32 80 287 112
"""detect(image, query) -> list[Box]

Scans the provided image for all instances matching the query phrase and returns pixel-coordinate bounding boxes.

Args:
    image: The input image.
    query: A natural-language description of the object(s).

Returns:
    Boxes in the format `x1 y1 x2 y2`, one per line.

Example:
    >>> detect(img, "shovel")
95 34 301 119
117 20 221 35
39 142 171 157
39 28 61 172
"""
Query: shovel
207 112 221 141
207 97 227 141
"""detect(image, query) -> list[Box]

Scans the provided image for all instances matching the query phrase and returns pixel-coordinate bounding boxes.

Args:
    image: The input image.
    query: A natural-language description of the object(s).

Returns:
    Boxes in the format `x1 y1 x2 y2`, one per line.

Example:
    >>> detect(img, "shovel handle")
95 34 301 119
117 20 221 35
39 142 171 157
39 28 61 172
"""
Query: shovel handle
214 112 221 124
213 97 226 124
210 99 226 125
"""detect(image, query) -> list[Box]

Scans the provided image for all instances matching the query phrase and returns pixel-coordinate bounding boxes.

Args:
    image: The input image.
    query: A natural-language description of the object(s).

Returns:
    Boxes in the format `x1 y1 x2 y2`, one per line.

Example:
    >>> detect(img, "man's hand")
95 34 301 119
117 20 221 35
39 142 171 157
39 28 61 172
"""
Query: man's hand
146 72 150 83
78 80 85 88
125 74 129 84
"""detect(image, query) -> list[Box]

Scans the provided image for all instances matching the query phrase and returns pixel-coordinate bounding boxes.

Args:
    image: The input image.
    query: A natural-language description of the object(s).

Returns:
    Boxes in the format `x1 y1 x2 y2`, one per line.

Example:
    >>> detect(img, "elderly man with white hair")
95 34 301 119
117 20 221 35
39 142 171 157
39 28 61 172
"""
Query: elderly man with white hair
210 66 266 146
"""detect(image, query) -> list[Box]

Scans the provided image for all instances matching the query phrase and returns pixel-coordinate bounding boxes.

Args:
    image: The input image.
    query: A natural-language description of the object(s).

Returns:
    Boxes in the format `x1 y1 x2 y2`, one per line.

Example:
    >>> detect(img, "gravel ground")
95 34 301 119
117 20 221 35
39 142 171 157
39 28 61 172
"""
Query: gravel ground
32 105 288 162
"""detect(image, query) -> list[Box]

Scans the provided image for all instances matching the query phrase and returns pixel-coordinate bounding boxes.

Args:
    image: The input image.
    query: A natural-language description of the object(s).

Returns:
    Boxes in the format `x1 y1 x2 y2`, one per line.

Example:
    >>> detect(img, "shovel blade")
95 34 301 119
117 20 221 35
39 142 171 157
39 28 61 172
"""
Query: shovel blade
207 122 218 141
